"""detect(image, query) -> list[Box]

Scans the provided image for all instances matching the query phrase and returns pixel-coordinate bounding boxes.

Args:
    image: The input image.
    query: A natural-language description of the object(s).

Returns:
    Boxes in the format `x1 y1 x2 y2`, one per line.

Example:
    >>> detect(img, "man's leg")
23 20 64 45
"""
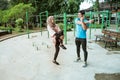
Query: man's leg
75 38 81 61
81 39 88 67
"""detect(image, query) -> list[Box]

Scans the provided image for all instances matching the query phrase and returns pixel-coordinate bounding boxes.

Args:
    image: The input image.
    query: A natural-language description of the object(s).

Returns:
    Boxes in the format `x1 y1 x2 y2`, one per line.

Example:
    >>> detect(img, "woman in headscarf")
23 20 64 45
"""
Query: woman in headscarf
47 16 67 65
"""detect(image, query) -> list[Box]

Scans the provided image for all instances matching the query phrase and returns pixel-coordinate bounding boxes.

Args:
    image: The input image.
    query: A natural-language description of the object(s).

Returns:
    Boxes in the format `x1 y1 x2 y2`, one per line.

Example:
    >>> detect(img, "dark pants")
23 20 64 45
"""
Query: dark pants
53 30 63 61
53 39 60 61
75 38 88 62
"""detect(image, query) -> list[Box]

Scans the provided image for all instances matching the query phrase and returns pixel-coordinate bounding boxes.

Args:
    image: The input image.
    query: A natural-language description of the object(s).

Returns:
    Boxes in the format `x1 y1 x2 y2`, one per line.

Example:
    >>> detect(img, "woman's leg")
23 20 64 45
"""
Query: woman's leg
59 35 66 49
53 42 60 61
55 31 66 49
53 38 60 65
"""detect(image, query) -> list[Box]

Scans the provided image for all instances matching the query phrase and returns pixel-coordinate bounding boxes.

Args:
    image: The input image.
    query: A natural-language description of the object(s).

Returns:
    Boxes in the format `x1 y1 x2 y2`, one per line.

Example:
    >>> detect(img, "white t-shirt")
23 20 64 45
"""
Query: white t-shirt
47 24 61 37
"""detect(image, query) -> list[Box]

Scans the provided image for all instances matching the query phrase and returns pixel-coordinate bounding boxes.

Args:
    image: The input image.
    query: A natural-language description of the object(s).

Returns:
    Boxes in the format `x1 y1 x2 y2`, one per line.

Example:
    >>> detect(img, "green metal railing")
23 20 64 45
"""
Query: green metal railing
26 11 30 39
39 11 48 37
116 12 120 32
53 13 67 44
63 13 67 44
89 11 92 39
33 10 120 43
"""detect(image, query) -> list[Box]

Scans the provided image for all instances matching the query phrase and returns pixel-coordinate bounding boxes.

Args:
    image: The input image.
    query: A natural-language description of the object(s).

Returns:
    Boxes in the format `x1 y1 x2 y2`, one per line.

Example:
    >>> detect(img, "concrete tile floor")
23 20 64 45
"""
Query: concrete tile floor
0 29 120 80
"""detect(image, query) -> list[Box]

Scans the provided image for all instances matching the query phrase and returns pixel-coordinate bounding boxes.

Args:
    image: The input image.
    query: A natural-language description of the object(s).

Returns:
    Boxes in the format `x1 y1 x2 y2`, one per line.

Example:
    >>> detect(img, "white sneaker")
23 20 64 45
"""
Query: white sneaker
82 62 87 67
74 57 81 62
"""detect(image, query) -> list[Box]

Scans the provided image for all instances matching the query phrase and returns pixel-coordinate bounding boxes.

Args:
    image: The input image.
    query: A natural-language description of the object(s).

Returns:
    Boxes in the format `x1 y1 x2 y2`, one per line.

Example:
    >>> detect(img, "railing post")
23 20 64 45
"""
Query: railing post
26 11 30 39
39 13 42 36
39 11 49 36
89 11 92 39
46 11 49 38
63 12 67 44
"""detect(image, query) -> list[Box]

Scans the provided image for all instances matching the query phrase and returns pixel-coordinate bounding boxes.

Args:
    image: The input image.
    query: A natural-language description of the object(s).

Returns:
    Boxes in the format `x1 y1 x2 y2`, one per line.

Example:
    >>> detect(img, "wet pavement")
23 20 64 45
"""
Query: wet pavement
0 29 120 80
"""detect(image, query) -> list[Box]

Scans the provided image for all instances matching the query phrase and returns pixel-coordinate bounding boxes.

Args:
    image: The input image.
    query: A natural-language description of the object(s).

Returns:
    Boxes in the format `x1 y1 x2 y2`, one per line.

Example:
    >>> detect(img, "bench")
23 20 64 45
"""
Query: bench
94 30 109 42
95 29 120 48
0 29 12 37
0 30 9 36
102 30 117 48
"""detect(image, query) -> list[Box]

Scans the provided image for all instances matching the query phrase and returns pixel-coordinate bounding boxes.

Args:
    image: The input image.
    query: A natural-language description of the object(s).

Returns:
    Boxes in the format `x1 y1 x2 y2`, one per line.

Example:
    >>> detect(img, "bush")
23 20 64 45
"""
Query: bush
0 26 6 30
15 18 23 26
15 18 23 32
0 26 13 30
57 23 73 31
0 26 13 34
67 23 73 31
14 27 21 32
90 23 102 28
57 23 64 30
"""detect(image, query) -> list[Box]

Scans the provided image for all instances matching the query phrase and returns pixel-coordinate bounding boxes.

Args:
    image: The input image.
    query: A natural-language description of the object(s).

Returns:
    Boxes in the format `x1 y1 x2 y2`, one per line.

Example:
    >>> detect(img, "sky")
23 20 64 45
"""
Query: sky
80 0 104 10
80 1 93 10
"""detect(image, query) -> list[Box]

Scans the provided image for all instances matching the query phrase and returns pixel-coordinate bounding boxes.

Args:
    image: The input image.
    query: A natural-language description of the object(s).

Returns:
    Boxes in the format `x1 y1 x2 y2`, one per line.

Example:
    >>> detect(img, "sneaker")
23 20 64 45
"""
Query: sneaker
60 45 67 50
82 62 87 67
52 60 60 65
74 58 81 62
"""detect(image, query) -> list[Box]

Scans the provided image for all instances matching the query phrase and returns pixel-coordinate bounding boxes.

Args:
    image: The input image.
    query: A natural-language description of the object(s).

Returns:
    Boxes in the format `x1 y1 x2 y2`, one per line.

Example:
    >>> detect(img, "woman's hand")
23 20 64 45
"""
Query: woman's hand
60 35 64 40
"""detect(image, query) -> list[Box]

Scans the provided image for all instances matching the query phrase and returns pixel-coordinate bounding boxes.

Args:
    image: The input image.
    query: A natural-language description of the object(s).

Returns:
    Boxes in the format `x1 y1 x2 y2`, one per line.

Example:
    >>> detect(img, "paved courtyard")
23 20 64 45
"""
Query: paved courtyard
0 29 120 80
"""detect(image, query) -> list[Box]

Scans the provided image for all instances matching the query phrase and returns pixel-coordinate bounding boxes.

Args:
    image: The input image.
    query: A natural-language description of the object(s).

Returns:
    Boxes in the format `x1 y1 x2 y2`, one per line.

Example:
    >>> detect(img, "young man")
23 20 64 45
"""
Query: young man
74 10 93 67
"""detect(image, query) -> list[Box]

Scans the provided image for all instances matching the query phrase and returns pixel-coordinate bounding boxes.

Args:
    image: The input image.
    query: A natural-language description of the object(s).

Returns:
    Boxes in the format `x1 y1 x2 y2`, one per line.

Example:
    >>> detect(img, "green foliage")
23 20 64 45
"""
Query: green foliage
10 0 30 5
58 23 64 30
0 26 7 30
9 0 92 15
90 23 102 28
39 0 64 14
9 0 83 14
15 18 23 32
105 0 119 3
0 0 9 10
58 23 73 31
15 18 23 26
14 26 21 32
1 10 10 22
67 0 82 14
0 10 3 22
67 23 73 31
0 26 13 31
94 0 100 11
2 3 36 23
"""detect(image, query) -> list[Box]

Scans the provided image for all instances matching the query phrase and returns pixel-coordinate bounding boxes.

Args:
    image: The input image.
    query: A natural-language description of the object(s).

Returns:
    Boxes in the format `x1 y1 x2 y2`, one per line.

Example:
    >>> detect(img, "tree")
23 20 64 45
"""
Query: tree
105 0 120 11
65 0 83 14
0 0 9 10
9 0 84 14
2 3 36 23
15 18 23 32
85 0 101 24
37 0 64 14
10 0 30 5
0 10 3 22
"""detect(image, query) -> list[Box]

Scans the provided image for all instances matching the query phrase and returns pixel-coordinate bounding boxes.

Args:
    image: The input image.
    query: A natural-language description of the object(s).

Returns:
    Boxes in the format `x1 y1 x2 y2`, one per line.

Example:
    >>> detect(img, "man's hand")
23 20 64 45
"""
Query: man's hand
88 19 94 23
80 16 84 22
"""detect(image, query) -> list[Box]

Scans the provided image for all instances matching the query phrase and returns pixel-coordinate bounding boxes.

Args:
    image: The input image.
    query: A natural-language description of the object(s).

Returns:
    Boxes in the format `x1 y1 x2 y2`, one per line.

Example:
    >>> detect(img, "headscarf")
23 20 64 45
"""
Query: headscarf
47 16 56 28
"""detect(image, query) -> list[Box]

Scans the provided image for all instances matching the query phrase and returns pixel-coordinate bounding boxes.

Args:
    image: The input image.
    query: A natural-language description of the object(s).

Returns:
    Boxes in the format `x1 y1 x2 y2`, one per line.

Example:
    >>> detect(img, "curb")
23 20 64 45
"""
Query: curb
0 31 41 42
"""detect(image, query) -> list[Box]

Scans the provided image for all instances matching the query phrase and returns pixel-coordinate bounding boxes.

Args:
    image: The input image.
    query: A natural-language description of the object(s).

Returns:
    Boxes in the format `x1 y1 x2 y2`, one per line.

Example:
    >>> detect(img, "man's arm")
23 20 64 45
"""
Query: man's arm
76 19 94 30
76 21 88 30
